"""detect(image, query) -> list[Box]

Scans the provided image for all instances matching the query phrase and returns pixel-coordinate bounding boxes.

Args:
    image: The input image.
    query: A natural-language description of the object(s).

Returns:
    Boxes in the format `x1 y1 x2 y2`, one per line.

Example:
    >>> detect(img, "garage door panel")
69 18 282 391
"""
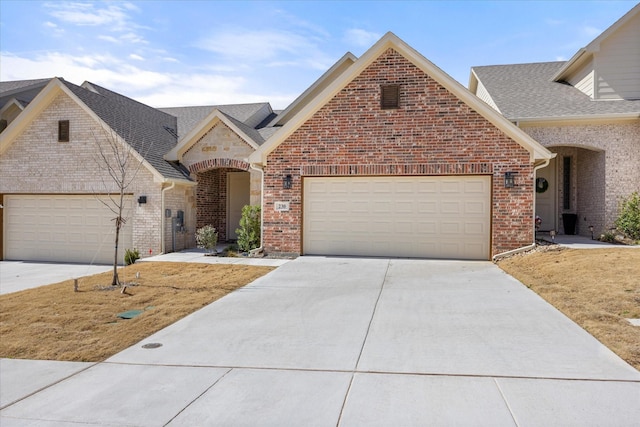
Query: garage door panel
416 181 438 193
441 201 461 214
464 180 487 193
465 201 486 215
441 222 461 234
465 226 485 236
304 176 490 260
5 195 132 264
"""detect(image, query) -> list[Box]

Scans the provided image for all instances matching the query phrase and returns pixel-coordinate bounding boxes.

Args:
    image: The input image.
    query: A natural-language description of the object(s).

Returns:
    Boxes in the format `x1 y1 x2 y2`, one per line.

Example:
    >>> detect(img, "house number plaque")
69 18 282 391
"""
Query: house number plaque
274 201 290 212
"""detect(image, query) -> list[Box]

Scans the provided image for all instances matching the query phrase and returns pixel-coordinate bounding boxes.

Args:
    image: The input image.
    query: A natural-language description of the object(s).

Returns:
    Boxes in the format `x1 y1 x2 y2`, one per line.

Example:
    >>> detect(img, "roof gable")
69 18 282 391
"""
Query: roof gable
163 108 264 162
0 78 191 184
551 3 640 100
250 32 553 166
470 62 640 122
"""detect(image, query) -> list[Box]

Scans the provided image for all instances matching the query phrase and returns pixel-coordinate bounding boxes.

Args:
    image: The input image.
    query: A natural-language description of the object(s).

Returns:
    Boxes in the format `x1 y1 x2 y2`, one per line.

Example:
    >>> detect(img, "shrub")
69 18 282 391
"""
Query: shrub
124 248 140 265
236 205 261 252
615 192 640 240
195 225 218 254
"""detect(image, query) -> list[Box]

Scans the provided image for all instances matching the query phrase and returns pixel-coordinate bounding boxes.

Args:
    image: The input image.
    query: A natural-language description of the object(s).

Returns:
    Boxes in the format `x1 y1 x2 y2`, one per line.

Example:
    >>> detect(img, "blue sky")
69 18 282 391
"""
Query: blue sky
1 1 636 109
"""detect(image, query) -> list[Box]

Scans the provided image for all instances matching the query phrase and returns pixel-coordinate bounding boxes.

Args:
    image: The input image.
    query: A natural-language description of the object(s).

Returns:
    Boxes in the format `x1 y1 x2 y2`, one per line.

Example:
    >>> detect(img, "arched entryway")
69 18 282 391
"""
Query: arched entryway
536 145 606 236
191 159 252 242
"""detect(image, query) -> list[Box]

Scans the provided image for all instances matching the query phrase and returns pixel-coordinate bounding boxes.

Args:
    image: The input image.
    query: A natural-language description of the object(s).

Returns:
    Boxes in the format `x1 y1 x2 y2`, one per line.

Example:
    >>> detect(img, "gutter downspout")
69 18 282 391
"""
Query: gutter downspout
248 163 265 257
492 158 552 262
161 181 175 254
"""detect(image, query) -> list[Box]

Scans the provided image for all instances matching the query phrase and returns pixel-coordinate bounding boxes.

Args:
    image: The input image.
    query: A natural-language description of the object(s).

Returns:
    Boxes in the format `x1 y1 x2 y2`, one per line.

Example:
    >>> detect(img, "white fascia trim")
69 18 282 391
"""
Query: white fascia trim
0 98 26 116
250 32 553 166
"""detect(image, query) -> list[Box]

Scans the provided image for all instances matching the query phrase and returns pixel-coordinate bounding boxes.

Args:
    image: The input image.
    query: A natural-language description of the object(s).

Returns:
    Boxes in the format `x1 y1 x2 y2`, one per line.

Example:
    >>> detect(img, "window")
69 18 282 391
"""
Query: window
563 156 571 209
58 120 70 142
381 85 400 109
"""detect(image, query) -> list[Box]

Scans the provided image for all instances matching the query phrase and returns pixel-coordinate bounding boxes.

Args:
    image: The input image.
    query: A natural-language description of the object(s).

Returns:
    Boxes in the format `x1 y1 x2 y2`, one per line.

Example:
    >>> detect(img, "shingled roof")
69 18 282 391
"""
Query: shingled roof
0 78 51 96
159 103 273 142
471 62 640 121
62 80 191 181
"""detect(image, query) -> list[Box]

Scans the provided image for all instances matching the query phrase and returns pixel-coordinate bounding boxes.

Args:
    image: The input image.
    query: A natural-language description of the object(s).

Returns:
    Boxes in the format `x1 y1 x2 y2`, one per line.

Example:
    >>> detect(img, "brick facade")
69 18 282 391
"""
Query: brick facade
182 121 261 242
262 48 535 257
523 121 640 236
0 91 194 258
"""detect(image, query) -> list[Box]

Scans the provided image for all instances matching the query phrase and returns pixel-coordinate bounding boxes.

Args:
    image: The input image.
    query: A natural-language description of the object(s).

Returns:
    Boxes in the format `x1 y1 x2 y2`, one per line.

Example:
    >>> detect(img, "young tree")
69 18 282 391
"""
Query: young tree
91 124 147 286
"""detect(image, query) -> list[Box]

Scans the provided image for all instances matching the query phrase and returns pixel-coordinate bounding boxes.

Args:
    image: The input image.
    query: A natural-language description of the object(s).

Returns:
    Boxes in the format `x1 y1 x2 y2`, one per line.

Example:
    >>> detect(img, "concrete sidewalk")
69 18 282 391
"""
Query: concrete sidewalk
538 232 640 249
2 257 639 426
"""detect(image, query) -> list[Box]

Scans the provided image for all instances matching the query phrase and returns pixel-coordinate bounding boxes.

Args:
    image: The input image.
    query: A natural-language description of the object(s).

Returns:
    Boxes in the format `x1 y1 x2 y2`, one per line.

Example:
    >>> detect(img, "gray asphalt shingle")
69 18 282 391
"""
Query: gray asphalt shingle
472 62 640 120
62 80 190 181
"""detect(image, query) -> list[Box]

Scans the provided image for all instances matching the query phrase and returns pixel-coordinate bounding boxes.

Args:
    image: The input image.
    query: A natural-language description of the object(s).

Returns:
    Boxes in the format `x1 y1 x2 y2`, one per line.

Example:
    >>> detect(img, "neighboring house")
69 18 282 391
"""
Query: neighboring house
0 78 275 263
249 32 553 260
1 32 556 263
470 3 640 237
25 26 640 262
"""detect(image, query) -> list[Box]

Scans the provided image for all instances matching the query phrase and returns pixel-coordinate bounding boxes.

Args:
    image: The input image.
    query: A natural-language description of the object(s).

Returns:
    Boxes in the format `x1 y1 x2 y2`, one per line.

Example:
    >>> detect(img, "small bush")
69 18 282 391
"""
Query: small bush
599 232 617 243
124 248 140 265
196 225 218 254
615 192 640 240
236 205 261 252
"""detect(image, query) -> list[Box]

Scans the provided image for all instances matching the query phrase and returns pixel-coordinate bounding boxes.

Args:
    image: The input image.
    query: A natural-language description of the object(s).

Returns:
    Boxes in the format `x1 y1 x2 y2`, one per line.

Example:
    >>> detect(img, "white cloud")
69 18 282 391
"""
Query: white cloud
129 54 144 61
0 52 169 91
0 51 296 109
121 32 147 45
45 1 130 28
196 29 332 70
43 1 148 44
98 35 119 43
343 29 380 47
43 20 65 36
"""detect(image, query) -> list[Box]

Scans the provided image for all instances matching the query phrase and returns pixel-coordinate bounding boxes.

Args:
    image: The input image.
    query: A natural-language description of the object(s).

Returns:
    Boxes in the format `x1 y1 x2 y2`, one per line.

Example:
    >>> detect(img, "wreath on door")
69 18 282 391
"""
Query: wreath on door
536 177 549 193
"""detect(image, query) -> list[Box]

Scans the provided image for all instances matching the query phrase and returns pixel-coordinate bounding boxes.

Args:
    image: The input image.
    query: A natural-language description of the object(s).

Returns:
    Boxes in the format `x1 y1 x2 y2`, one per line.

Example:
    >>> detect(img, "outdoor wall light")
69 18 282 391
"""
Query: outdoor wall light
283 174 293 189
550 230 556 242
137 195 147 205
589 225 594 240
504 172 517 188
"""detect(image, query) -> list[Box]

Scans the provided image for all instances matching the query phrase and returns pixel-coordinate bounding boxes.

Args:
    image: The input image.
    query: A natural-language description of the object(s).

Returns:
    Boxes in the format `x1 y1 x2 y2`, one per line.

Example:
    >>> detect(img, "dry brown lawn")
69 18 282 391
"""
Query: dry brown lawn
498 247 640 371
0 262 274 362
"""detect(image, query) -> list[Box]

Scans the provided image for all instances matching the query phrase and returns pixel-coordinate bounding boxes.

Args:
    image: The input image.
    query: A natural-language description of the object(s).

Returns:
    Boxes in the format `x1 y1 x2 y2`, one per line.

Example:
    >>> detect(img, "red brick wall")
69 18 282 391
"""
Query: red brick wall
264 48 534 257
195 168 230 241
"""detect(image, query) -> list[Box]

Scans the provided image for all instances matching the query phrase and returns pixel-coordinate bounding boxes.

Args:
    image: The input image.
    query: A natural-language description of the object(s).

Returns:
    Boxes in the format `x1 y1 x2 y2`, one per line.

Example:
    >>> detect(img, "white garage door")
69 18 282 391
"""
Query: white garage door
4 195 133 264
303 176 491 260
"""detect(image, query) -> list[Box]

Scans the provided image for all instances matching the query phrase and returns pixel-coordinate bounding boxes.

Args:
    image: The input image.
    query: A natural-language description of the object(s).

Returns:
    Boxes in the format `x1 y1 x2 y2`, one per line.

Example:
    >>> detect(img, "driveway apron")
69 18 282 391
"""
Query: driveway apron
1 257 639 426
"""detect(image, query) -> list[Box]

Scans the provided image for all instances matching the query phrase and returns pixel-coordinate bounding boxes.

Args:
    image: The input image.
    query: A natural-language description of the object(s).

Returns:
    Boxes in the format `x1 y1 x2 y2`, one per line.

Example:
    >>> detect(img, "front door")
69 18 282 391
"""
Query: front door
535 157 556 231
227 172 250 240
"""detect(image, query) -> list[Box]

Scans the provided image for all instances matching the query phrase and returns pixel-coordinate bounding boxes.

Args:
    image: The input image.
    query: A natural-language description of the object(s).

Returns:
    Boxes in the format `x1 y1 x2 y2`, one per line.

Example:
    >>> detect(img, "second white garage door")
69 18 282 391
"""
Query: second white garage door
4 195 133 264
303 176 491 260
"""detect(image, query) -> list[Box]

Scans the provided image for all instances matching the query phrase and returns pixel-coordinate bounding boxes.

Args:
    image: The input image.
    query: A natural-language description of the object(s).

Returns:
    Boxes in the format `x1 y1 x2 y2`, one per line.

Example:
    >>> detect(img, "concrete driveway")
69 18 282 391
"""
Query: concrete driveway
2 257 639 426
0 261 112 295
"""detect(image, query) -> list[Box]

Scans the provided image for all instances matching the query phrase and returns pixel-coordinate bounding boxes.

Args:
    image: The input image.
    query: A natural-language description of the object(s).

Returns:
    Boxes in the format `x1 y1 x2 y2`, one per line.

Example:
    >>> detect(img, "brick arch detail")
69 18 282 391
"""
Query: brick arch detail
189 158 250 173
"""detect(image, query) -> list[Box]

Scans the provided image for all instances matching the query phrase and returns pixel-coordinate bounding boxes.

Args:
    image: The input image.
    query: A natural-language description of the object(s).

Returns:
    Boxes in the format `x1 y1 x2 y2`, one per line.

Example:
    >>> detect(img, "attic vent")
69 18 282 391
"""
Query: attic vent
58 120 70 142
381 85 400 109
